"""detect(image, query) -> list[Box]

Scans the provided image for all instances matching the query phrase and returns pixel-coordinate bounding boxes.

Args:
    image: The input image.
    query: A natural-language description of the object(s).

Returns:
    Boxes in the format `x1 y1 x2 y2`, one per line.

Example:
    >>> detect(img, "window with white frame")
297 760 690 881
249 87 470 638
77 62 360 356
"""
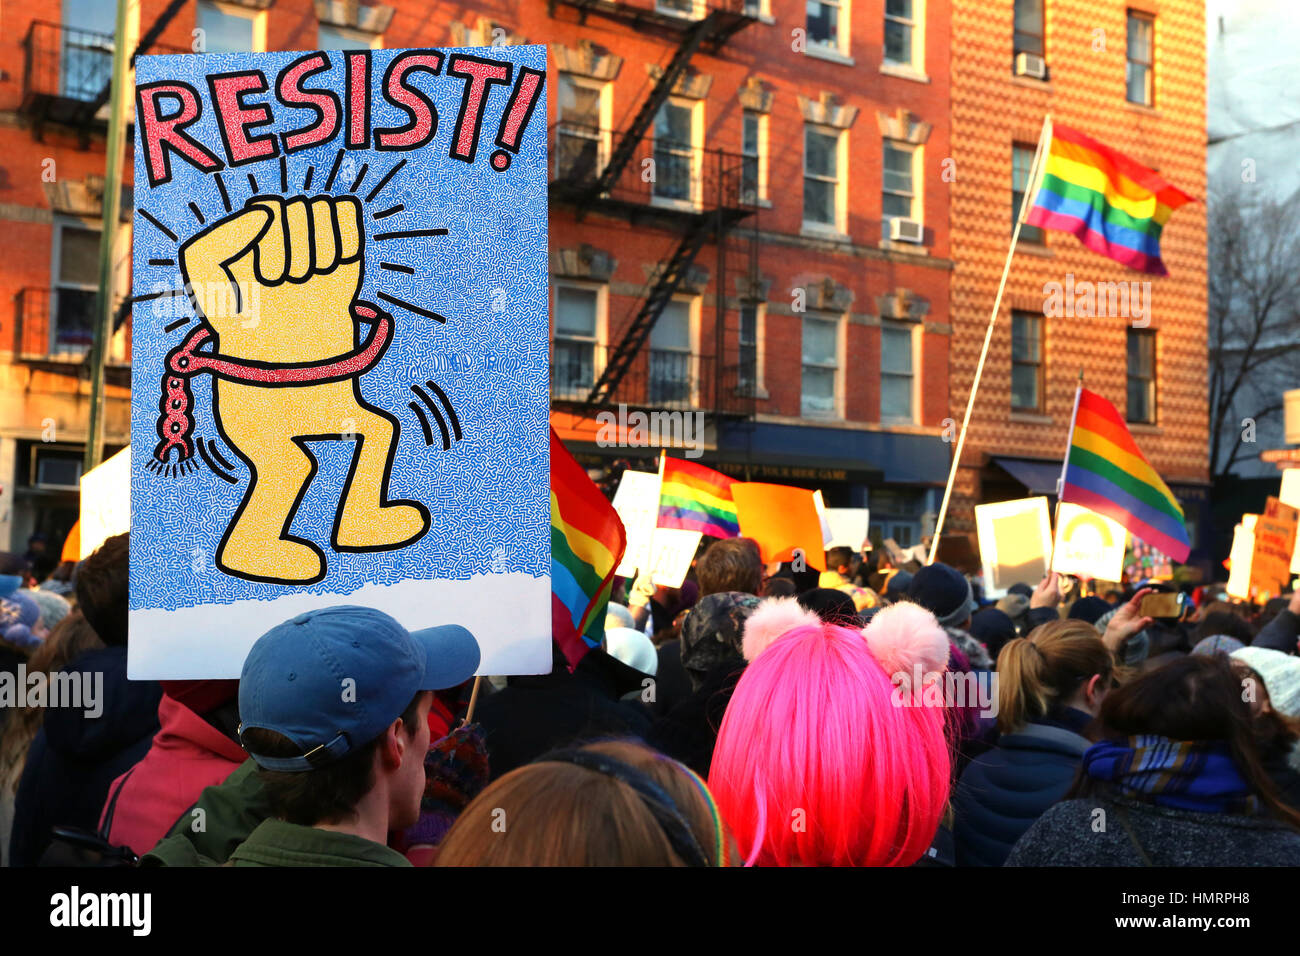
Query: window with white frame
553 284 604 399
196 1 264 53
650 298 695 406
880 324 915 423
884 0 918 68
741 110 767 204
807 0 849 57
557 75 609 180
804 126 843 231
653 99 700 206
1011 311 1043 412
52 222 100 355
882 141 918 223
801 313 840 418
318 23 383 49
738 303 764 393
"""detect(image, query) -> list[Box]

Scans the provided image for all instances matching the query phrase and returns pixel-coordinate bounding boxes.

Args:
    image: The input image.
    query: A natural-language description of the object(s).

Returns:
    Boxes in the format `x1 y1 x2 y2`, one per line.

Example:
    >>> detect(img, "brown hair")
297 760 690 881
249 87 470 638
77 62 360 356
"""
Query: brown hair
1071 654 1300 829
75 532 129 646
434 740 729 866
0 610 104 793
996 619 1114 734
241 690 426 827
695 537 762 597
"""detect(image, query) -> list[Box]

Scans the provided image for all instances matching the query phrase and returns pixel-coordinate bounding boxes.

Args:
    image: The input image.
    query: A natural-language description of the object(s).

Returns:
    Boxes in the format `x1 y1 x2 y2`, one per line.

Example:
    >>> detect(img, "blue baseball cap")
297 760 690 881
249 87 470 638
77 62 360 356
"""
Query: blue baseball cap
238 606 480 772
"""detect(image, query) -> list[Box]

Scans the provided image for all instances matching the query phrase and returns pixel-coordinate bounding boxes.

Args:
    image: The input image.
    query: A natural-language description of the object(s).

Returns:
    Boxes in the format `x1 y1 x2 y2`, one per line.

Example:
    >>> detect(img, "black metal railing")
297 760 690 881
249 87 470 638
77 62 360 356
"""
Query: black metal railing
550 342 755 417
550 124 758 216
21 21 188 127
11 287 130 363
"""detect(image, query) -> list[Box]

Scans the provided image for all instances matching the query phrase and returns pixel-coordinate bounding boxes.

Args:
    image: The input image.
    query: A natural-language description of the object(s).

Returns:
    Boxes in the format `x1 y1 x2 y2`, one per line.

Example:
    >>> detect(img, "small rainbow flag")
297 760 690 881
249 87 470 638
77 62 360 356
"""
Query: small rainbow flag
551 428 626 667
1025 122 1192 276
1059 388 1190 562
657 456 740 538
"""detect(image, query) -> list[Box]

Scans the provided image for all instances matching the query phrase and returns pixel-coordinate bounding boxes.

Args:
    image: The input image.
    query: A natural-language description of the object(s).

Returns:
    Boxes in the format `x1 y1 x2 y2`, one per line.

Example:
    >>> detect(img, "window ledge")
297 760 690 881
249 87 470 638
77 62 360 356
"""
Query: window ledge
1128 421 1161 434
1125 102 1160 116
1016 241 1054 258
802 222 851 243
803 44 855 67
878 239 929 256
735 384 771 400
1010 74 1052 92
1010 411 1053 425
879 62 930 84
650 195 702 213
757 14 776 26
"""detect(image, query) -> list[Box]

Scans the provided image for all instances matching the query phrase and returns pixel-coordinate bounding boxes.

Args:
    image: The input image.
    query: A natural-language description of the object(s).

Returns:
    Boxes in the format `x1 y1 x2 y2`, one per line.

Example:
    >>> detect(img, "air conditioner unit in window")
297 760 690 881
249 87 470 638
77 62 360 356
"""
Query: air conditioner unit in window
889 218 924 243
1015 52 1047 79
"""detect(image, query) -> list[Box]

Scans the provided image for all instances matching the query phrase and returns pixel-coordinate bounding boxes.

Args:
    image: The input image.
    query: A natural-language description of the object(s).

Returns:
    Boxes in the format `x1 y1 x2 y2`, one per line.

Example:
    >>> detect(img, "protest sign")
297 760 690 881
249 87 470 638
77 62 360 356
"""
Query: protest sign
1251 498 1298 600
1051 502 1126 581
1281 469 1300 573
1226 515 1258 601
823 507 871 552
611 470 661 579
647 528 704 589
733 482 826 571
80 446 132 560
814 491 833 546
974 497 1053 598
129 46 549 678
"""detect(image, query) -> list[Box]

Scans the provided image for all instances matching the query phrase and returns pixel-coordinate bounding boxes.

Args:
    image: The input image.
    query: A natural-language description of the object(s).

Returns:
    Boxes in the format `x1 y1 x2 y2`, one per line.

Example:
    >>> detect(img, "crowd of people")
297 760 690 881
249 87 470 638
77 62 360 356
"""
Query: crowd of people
2 530 1299 867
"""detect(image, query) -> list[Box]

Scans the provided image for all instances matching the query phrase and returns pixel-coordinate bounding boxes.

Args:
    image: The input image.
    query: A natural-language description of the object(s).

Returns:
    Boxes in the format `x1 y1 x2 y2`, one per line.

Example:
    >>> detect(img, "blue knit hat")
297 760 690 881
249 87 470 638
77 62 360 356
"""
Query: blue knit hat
907 563 978 629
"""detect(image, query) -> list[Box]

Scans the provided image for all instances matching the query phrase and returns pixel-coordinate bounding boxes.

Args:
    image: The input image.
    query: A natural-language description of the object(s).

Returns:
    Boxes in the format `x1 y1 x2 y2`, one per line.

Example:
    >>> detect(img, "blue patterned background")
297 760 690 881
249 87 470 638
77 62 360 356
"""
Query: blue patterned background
130 46 549 613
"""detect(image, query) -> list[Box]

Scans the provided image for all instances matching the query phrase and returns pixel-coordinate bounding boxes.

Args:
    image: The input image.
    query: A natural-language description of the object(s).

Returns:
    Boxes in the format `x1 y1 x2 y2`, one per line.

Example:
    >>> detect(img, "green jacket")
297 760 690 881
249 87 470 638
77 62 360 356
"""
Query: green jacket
228 819 412 867
142 758 270 866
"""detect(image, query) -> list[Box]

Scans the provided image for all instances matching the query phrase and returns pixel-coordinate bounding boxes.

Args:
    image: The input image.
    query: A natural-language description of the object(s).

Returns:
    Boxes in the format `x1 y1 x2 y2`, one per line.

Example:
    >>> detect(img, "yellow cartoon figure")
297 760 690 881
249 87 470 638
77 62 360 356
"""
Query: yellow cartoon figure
159 194 429 585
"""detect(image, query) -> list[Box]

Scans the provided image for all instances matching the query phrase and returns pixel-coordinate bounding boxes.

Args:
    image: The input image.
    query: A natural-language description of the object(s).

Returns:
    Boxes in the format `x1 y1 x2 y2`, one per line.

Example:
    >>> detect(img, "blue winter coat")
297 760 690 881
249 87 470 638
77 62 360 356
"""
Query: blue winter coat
952 721 1090 867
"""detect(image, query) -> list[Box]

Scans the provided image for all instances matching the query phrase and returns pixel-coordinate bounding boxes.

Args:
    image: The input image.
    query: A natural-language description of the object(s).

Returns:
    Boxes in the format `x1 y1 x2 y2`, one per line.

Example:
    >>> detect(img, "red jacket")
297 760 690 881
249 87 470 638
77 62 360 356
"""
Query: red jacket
99 693 247 856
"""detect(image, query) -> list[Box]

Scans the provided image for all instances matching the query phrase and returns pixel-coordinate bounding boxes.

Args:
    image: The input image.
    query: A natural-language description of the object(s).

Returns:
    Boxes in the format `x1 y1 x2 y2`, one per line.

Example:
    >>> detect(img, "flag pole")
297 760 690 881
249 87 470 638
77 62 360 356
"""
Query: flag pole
928 114 1053 565
1049 368 1084 571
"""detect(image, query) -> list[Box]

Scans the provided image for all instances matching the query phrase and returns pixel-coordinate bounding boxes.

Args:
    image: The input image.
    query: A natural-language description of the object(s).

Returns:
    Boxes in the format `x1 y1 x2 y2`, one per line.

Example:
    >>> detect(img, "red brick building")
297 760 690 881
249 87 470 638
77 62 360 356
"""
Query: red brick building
944 0 1210 564
0 0 957 553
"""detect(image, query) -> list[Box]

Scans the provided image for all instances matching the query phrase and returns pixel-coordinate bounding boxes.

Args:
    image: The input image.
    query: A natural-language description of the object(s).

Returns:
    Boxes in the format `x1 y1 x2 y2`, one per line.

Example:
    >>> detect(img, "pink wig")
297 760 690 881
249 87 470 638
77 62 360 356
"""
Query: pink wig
710 609 951 866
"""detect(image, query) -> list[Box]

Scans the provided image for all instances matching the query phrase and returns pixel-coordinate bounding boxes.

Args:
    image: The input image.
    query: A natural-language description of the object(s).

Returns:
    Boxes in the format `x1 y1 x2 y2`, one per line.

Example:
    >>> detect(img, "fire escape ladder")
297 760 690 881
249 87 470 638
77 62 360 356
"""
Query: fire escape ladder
585 221 711 407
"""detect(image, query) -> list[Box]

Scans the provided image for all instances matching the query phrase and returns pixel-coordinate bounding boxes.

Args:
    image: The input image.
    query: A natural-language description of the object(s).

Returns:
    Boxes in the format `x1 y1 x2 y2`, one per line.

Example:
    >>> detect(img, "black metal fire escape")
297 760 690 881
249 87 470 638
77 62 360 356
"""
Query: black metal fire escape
548 0 759 414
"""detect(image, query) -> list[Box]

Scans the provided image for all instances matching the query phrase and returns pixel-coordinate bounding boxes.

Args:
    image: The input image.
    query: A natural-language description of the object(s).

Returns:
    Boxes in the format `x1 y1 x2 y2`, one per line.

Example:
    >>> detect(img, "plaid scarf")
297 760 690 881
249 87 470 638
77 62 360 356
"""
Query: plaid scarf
1082 735 1259 815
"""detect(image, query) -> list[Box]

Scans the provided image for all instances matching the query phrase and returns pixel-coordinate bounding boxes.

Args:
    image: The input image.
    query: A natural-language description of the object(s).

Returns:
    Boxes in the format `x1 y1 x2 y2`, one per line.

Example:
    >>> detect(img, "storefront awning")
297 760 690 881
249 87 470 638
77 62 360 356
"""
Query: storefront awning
991 457 1062 496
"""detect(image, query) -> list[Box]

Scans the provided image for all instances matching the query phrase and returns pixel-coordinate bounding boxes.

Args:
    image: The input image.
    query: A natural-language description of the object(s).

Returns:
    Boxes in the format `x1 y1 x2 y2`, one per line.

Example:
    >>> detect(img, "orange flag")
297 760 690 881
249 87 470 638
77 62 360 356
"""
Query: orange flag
731 482 826 571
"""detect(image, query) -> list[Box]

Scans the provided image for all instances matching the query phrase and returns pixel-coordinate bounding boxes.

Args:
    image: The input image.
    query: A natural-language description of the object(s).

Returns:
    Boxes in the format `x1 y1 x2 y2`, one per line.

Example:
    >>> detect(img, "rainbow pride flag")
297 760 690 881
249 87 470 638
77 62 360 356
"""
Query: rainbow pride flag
657 456 740 538
1059 388 1190 562
551 428 626 667
1025 123 1192 276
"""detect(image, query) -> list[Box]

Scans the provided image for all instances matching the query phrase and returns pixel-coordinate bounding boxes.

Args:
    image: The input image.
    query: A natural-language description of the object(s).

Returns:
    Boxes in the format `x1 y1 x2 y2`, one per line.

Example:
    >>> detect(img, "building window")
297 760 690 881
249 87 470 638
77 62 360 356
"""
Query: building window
884 0 917 67
552 284 604 400
1014 0 1044 57
1011 312 1043 411
807 0 847 55
51 223 100 356
1126 10 1154 106
658 0 703 17
556 75 609 181
1127 329 1156 423
650 298 695 407
61 0 118 100
196 1 264 53
882 141 917 220
738 303 764 393
741 110 767 204
318 23 383 50
802 314 840 418
880 324 915 423
653 99 700 206
1012 143 1044 243
804 126 842 230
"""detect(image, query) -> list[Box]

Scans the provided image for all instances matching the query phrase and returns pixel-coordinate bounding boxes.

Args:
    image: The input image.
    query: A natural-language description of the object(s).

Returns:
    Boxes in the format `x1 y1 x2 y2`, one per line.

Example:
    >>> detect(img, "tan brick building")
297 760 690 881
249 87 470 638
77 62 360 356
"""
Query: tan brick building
944 0 1209 563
